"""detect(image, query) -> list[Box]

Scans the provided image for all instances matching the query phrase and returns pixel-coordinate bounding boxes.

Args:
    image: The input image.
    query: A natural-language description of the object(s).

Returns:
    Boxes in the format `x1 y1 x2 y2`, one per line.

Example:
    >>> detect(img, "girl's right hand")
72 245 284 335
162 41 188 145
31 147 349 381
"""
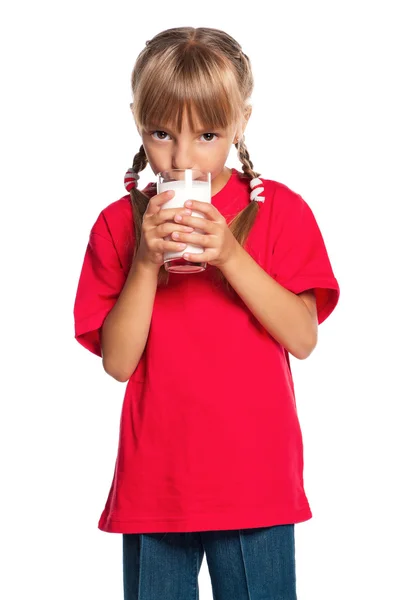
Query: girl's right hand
135 190 195 269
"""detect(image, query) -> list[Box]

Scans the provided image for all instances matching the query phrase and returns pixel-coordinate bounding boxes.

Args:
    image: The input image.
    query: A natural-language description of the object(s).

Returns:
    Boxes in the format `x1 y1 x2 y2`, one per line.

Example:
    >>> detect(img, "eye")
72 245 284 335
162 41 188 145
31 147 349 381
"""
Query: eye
150 130 219 142
200 133 218 142
151 130 170 141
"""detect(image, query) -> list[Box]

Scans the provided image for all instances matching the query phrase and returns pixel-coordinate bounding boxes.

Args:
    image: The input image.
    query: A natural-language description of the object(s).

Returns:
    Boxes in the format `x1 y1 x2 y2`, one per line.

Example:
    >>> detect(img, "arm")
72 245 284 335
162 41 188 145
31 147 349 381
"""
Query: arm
219 243 318 360
100 258 159 382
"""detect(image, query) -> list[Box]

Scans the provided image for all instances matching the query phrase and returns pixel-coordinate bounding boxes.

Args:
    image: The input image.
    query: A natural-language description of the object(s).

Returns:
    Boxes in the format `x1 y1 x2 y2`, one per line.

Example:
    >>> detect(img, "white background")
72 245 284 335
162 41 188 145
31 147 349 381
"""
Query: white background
1 0 397 598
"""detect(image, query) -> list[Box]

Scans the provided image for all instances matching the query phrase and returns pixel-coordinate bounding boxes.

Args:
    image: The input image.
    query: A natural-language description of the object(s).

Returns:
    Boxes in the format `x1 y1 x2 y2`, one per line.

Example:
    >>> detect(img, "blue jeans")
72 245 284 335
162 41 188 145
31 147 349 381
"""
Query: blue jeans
123 524 297 599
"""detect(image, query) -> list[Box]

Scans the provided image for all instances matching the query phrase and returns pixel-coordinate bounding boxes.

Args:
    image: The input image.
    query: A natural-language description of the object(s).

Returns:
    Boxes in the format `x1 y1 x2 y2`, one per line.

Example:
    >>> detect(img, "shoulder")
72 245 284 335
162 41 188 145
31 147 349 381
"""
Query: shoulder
91 181 154 240
255 177 314 225
235 169 306 207
88 183 155 271
92 195 132 238
261 178 307 206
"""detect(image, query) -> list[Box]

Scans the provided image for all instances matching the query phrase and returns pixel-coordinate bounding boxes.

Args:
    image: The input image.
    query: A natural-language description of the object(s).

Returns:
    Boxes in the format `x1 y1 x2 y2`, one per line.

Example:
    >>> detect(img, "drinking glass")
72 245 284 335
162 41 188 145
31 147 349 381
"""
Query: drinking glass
156 169 211 274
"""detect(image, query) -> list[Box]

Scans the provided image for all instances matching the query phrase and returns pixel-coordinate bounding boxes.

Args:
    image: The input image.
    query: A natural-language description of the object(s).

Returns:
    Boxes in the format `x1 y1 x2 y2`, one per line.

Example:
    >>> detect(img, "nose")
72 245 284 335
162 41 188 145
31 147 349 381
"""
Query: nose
171 144 194 173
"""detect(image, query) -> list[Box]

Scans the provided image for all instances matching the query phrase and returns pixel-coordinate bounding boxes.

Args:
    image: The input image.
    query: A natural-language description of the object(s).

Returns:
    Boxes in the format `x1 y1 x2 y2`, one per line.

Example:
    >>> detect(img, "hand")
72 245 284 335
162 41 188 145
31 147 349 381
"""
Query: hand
135 190 197 269
170 200 239 269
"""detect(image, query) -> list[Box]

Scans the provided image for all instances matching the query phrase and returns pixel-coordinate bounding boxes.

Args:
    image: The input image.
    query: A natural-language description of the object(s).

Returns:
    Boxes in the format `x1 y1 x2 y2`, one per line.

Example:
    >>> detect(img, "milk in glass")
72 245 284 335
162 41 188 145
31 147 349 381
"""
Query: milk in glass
157 173 211 273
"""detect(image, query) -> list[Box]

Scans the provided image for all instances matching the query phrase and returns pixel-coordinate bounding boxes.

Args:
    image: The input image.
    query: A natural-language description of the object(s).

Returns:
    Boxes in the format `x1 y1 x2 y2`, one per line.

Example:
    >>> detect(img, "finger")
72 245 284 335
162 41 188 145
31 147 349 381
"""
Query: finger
153 206 192 226
159 222 195 237
163 239 188 252
174 214 214 234
182 200 220 221
145 190 175 217
182 249 207 262
171 230 210 245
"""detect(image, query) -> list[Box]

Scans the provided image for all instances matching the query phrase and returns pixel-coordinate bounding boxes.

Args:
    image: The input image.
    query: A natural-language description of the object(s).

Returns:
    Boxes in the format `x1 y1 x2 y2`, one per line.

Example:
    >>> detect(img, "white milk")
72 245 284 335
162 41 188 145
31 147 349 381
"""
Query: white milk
157 179 211 262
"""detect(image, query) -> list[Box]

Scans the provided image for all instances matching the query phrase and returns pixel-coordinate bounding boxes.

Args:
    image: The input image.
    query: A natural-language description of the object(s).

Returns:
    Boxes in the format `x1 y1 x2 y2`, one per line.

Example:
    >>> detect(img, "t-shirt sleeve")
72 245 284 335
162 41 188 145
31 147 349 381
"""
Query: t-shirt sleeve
270 186 340 325
73 213 127 357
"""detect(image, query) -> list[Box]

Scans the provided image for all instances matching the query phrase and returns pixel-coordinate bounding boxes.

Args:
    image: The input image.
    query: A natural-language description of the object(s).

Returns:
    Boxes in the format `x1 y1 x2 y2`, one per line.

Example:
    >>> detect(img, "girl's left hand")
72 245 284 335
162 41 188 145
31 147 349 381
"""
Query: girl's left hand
171 200 239 268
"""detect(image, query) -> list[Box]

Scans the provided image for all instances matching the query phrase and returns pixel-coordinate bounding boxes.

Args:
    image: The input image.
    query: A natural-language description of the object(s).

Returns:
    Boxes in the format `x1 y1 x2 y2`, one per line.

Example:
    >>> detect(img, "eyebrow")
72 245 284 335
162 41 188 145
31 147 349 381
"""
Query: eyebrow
148 124 222 134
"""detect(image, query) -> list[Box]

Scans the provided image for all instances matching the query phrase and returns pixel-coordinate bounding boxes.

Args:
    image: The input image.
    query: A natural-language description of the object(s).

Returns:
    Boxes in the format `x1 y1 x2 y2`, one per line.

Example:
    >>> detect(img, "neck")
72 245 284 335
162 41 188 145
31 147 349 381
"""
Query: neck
211 167 232 197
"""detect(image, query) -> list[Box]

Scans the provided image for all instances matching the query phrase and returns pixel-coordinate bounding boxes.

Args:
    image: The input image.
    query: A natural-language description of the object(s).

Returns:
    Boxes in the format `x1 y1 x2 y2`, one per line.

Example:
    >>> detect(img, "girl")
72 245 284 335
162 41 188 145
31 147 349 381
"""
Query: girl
73 26 340 600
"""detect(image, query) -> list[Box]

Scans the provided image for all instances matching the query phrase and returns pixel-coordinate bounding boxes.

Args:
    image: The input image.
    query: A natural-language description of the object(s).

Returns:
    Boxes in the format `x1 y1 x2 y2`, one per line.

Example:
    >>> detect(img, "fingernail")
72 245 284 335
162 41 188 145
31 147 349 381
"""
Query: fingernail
185 201 193 207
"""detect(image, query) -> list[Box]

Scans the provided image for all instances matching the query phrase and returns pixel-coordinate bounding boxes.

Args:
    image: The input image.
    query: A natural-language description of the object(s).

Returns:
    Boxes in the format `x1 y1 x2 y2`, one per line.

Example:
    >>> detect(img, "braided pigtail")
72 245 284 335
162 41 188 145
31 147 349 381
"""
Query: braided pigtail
128 144 149 252
213 136 263 293
127 145 170 287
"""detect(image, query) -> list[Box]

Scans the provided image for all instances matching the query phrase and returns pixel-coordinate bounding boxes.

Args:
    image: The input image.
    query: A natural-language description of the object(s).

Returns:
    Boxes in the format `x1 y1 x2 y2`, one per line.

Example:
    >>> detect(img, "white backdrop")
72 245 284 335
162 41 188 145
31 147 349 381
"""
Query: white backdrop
1 0 397 598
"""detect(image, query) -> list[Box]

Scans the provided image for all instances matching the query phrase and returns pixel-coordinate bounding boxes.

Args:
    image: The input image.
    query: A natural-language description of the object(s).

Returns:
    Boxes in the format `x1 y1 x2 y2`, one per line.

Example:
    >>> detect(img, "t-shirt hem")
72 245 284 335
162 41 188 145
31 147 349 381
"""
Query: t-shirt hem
97 505 312 534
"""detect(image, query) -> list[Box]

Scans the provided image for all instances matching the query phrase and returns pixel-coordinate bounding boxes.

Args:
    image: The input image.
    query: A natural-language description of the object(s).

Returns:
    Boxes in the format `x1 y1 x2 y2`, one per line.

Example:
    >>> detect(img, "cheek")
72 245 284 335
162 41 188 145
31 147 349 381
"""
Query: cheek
203 141 230 160
209 149 231 171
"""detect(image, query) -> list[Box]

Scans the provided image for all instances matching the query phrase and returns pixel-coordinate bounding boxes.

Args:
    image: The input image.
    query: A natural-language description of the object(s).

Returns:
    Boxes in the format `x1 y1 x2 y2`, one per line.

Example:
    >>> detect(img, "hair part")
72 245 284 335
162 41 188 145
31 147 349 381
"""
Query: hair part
127 27 261 292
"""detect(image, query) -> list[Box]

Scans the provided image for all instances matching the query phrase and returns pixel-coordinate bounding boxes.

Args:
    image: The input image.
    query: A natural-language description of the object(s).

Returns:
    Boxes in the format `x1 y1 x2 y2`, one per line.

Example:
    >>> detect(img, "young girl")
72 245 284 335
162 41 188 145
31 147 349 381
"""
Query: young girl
74 26 340 600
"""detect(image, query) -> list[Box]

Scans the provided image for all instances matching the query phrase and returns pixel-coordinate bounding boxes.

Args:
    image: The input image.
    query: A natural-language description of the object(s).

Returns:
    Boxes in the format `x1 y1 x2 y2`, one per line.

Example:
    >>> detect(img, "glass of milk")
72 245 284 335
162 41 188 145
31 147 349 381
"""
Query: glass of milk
156 169 211 274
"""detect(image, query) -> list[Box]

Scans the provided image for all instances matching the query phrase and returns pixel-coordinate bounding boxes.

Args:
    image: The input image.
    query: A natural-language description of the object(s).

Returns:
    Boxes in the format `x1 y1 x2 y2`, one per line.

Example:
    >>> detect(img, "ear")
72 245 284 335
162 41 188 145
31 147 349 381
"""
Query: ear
130 104 142 135
238 105 252 140
244 105 252 123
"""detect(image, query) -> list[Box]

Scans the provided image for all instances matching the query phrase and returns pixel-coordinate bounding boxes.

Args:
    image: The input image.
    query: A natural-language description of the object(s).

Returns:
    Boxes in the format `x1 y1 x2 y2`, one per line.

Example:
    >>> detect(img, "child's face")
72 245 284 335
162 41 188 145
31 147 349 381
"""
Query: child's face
138 109 241 186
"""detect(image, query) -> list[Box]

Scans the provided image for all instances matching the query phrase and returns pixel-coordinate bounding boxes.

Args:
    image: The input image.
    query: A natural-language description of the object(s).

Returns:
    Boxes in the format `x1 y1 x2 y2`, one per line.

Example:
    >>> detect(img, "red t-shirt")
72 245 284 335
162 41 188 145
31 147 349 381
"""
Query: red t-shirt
73 167 340 534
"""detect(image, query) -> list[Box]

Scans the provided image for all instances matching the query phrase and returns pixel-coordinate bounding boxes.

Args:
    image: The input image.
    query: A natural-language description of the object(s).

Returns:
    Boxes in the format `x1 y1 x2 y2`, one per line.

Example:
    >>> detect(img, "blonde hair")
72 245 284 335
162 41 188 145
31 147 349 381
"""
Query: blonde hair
128 27 261 292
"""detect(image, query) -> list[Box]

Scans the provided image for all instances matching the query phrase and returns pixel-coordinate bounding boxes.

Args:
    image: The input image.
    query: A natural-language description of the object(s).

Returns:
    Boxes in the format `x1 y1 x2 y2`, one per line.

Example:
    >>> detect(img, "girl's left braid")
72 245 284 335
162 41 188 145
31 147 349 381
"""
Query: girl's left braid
236 136 260 179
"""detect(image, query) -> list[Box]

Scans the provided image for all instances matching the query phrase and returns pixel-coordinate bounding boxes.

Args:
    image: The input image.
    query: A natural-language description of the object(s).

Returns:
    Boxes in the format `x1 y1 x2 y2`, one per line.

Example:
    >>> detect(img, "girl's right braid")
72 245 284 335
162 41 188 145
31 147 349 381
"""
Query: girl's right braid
128 144 151 254
132 144 149 175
